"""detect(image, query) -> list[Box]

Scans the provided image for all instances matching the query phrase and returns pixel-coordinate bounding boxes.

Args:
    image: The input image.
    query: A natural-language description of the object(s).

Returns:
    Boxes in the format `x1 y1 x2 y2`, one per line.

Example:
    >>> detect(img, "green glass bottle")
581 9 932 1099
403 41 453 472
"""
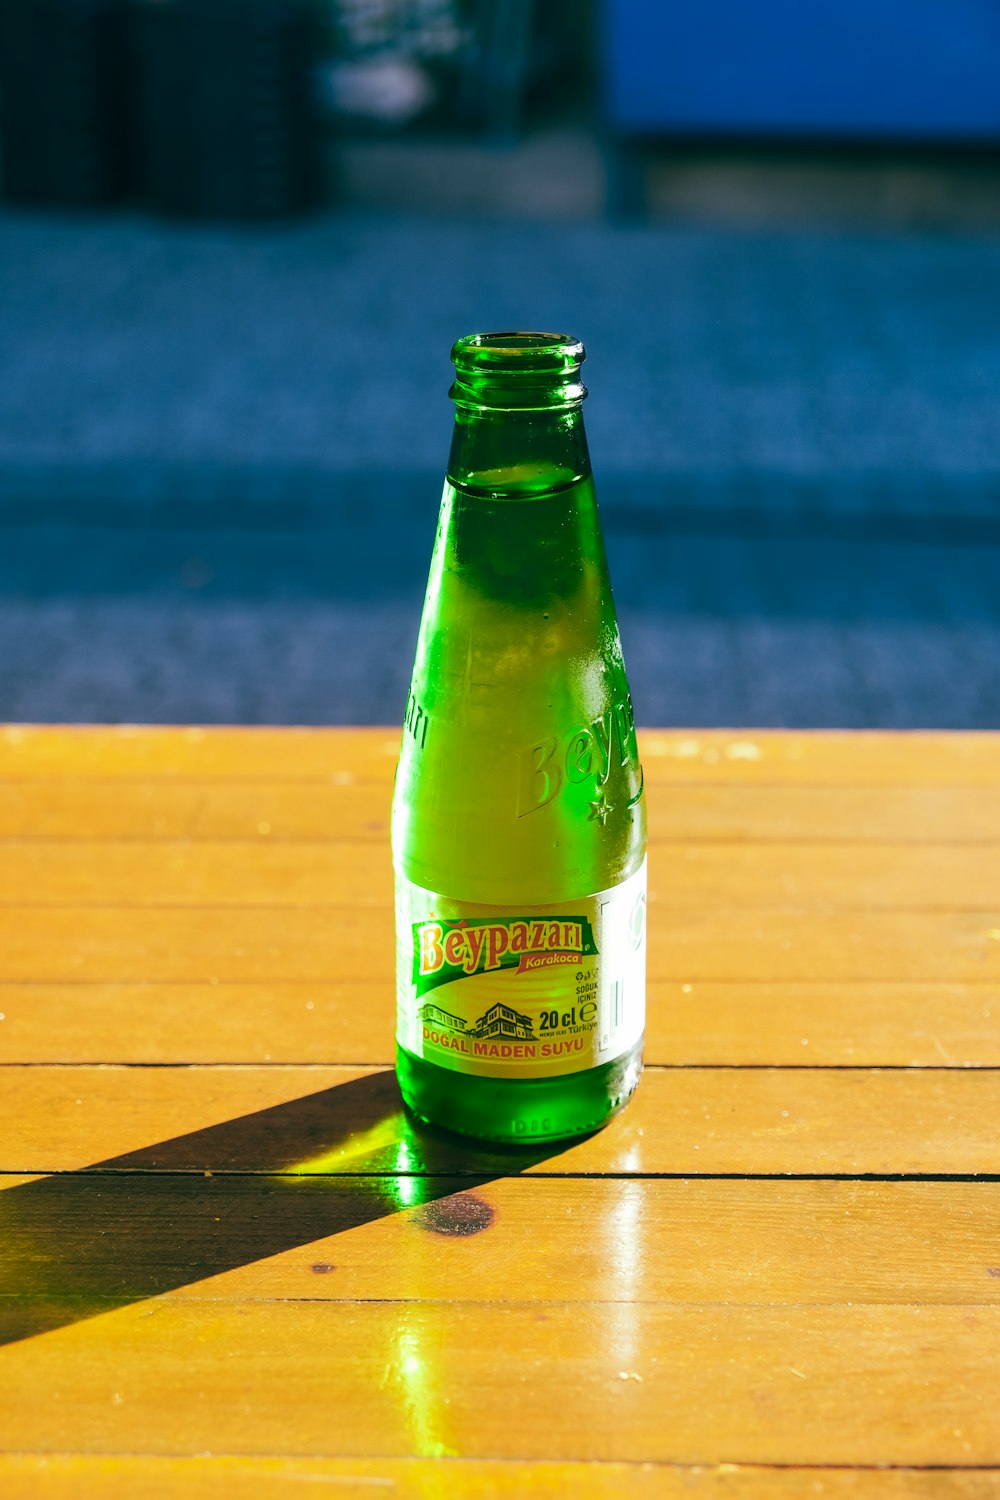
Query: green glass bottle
392 332 647 1144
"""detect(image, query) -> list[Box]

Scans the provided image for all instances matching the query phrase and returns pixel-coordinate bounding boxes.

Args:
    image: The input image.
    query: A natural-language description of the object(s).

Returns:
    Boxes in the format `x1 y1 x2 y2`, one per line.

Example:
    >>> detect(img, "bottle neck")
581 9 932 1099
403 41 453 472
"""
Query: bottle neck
446 404 591 499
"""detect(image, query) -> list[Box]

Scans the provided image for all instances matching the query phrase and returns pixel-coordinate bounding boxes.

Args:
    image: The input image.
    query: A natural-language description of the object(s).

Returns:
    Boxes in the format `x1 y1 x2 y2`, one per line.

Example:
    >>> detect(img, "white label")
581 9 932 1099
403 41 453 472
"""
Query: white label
395 860 646 1079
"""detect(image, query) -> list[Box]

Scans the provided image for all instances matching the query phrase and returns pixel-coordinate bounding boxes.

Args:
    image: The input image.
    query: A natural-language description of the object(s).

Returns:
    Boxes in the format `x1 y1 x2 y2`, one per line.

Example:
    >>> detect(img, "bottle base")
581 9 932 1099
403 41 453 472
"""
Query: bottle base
395 1038 644 1147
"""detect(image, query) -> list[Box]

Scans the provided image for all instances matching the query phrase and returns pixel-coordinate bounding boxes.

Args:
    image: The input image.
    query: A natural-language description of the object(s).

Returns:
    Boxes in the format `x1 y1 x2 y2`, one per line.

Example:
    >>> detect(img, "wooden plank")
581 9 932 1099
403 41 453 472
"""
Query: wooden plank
2 905 998 984
0 840 393 908
2 1065 998 1176
1 979 997 1069
638 730 1000 789
3 780 999 842
2 726 999 789
1 728 995 1486
0 1459 998 1500
2 839 998 910
650 787 1000 844
654 980 1000 1067
4 1174 998 1308
0 978 994 1068
0 781 392 841
655 843 1000 909
654 908 1000 983
0 726 402 782
0 1298 998 1466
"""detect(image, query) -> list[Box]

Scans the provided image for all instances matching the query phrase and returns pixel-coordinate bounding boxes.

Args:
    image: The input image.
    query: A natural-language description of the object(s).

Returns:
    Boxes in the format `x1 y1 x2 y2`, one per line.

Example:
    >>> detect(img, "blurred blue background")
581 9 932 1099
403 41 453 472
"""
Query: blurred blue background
0 0 998 728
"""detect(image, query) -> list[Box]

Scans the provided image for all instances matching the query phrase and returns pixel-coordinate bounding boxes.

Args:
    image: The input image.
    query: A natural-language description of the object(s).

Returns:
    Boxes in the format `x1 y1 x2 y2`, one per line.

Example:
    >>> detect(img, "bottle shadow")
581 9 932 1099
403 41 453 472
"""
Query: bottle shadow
1 1070 570 1348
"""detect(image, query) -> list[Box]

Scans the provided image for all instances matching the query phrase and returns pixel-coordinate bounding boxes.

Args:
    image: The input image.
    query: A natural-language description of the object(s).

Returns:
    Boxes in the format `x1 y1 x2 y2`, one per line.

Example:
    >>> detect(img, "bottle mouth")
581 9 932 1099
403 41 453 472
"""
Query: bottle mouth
450 331 587 410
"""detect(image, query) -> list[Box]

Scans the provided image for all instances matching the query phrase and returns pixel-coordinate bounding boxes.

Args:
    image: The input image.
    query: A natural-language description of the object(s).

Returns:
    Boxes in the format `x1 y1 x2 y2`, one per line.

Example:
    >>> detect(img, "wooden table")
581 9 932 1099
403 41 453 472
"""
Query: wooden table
1 726 998 1497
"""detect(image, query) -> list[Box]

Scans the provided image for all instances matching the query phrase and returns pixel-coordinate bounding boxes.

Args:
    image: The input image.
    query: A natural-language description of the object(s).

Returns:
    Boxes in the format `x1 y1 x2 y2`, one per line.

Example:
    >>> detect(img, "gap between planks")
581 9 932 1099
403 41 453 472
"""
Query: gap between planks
3 1064 999 1176
4 785 1000 843
2 726 1000 787
3 1174 998 1291
0 1455 997 1498
2 907 998 984
1 835 999 910
0 1464 995 1500
2 978 996 1068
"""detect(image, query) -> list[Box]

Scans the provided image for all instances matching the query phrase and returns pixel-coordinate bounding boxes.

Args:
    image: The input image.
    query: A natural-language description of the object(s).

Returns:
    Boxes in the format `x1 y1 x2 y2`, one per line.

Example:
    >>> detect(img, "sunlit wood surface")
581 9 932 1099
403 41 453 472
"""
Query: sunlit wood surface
1 726 998 1497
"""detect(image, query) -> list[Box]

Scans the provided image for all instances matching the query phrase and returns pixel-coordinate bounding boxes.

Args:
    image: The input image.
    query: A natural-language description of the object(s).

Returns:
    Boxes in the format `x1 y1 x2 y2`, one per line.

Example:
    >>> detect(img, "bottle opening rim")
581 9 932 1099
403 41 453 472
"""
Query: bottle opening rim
450 332 587 409
452 331 585 370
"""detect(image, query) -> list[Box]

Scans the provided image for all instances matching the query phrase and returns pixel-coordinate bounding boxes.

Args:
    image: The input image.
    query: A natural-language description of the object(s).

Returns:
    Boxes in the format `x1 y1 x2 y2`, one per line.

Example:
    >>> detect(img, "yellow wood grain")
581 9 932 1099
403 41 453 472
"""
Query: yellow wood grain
3 1457 998 1500
1 978 996 1067
649 786 1000 843
1 726 996 1485
660 842 1000 908
2 905 998 984
1 1297 998 1466
4 1174 998 1308
0 725 402 781
0 780 391 840
652 980 1000 1067
4 780 1000 841
2 1065 998 1176
2 839 998 909
637 729 1000 789
0 839 394 907
2 725 999 788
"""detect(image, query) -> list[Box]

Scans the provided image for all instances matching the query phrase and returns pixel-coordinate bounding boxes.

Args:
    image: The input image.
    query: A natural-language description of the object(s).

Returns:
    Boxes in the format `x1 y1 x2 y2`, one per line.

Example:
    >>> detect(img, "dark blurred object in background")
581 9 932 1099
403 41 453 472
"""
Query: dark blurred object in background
131 0 320 219
317 0 579 141
458 0 568 139
0 0 133 205
0 0 322 218
0 0 584 220
317 0 468 129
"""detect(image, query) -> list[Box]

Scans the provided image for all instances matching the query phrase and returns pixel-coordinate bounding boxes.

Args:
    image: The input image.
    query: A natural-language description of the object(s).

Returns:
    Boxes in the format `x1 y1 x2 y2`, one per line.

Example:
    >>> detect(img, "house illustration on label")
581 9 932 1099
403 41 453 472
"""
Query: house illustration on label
417 999 535 1042
418 1002 468 1033
474 1002 534 1041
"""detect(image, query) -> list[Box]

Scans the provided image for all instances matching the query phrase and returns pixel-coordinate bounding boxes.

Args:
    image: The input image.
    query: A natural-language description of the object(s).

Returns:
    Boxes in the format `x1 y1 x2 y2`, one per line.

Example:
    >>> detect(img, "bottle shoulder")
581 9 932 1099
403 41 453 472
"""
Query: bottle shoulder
394 459 642 905
392 723 647 905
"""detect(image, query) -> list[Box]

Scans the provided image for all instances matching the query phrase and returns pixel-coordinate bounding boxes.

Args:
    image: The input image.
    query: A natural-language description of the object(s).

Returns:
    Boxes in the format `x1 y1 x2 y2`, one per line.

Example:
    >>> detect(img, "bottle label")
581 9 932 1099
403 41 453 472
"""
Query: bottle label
395 860 646 1079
